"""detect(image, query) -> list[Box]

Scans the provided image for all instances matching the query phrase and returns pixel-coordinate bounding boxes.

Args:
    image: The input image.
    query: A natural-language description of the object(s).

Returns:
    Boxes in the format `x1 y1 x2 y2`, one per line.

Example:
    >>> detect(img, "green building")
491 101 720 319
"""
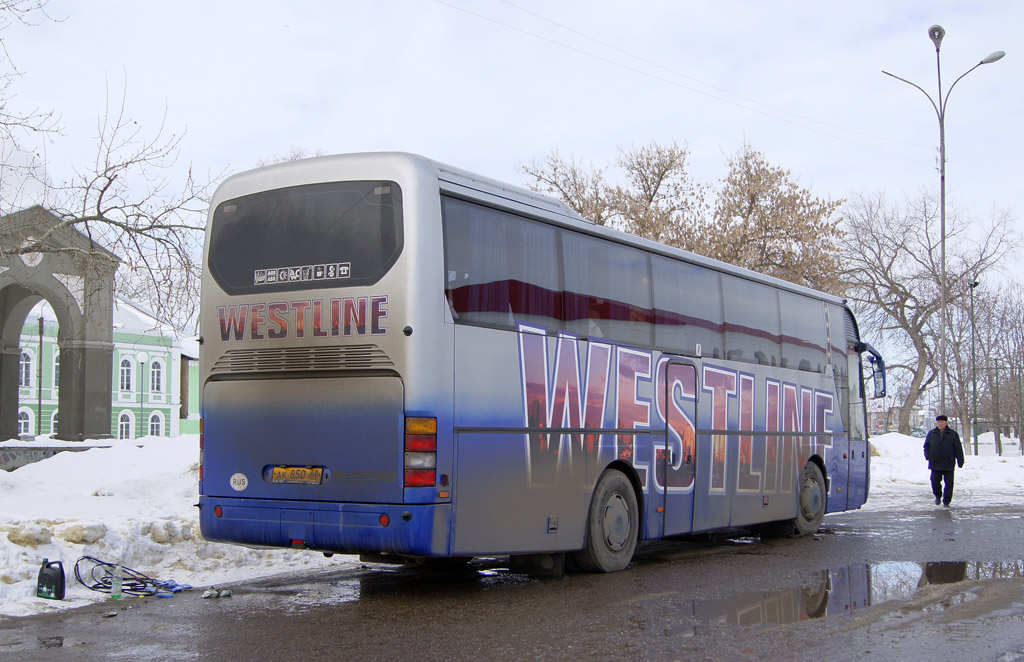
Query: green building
16 296 198 439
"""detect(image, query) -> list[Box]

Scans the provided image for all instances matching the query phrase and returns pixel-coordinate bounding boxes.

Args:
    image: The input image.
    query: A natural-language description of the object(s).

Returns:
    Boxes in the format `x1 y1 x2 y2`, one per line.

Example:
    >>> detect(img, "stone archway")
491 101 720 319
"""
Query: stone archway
0 206 119 441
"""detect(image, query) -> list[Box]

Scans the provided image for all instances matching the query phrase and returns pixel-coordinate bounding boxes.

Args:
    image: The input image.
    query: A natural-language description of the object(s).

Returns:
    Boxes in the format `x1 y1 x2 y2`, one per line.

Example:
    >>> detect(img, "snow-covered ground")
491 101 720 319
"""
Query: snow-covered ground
0 435 355 618
864 431 1024 511
1 431 1022 619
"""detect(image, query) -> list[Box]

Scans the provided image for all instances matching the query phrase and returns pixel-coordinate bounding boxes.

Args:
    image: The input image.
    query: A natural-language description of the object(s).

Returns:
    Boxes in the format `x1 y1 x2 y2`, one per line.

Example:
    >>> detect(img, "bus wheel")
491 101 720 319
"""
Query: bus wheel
795 462 826 535
572 469 638 573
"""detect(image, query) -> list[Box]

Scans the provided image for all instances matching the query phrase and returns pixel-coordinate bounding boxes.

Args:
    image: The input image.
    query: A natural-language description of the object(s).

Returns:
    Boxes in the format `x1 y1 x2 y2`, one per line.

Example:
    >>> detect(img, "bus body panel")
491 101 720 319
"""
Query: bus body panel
199 151 881 565
200 153 458 554
452 431 589 555
450 324 590 555
202 376 404 503
846 439 870 508
450 321 852 546
199 498 452 555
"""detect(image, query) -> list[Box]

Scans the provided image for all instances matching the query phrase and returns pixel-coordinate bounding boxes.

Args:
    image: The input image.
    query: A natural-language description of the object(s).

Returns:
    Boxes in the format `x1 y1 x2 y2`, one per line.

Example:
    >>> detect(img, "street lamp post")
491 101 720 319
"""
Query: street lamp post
137 351 148 439
883 25 1005 416
969 278 979 455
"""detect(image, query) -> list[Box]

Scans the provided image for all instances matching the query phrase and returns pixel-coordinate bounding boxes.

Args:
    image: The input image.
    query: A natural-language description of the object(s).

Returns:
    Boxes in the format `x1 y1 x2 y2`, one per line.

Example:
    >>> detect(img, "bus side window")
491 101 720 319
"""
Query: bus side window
562 232 652 348
779 291 828 373
722 276 781 367
441 197 561 331
651 256 724 358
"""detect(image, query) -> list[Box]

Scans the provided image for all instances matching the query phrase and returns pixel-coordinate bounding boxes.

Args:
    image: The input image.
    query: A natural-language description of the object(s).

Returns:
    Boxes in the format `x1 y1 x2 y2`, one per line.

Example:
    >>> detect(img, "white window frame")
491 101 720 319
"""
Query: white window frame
118 412 132 439
17 408 33 436
19 352 32 388
149 411 164 437
119 359 133 392
150 360 163 394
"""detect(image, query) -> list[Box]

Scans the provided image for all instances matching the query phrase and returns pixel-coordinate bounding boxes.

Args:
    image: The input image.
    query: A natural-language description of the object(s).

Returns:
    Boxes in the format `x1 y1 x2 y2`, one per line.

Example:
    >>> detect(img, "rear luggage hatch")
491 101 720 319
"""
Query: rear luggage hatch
203 376 404 503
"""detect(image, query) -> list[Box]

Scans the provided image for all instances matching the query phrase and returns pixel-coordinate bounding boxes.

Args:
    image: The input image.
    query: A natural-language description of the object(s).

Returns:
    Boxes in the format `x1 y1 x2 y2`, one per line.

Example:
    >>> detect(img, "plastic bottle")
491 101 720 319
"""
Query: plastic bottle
111 564 123 599
36 558 66 600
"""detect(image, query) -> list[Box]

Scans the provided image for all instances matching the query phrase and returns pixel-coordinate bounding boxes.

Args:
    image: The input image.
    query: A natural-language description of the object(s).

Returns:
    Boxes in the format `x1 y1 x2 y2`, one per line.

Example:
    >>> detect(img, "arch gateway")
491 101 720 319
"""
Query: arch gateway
0 206 119 440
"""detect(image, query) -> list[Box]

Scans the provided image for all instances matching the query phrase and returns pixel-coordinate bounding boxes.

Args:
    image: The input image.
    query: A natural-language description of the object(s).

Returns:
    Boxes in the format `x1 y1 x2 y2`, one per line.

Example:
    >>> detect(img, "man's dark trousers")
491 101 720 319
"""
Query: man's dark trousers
931 469 955 505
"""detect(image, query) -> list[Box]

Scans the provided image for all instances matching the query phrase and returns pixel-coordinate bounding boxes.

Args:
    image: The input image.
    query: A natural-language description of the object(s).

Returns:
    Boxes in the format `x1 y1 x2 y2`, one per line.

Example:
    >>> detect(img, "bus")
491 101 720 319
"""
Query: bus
198 152 885 573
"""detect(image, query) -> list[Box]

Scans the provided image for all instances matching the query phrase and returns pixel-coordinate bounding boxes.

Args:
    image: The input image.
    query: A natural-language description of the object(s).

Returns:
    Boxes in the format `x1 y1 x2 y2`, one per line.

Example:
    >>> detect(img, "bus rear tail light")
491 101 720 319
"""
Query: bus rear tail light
405 417 436 488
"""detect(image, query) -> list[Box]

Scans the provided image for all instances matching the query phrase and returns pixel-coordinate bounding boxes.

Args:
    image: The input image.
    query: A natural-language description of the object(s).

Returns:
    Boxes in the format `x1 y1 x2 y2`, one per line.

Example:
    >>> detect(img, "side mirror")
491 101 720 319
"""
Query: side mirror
872 367 886 399
857 342 887 399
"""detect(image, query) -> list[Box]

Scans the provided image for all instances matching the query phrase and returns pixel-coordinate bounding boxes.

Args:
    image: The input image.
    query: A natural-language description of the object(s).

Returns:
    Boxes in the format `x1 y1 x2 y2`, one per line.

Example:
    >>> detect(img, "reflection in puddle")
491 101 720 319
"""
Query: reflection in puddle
693 560 1023 631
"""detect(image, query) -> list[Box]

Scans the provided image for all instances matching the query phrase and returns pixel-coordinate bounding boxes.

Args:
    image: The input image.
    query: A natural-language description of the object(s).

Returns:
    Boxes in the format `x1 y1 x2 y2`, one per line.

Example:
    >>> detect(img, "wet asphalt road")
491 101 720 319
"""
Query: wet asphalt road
3 501 1024 662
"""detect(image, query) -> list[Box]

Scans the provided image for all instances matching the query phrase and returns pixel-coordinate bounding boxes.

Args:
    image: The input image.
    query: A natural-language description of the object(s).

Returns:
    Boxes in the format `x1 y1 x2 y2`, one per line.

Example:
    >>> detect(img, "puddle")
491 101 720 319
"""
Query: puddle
692 560 1024 631
37 635 63 649
291 578 361 607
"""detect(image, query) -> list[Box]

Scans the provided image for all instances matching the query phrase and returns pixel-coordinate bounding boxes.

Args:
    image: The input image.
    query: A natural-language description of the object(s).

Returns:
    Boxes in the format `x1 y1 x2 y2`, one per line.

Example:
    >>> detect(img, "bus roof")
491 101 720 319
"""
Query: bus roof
213 151 846 307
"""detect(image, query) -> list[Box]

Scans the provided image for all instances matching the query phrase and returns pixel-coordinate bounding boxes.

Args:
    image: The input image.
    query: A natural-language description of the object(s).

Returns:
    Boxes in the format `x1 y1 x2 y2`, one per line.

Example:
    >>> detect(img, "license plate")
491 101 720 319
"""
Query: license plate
271 466 324 485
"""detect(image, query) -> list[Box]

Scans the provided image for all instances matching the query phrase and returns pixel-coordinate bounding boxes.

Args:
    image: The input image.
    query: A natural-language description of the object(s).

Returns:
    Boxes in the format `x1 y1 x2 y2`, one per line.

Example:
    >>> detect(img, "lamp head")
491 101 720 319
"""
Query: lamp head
928 25 945 50
981 50 1005 65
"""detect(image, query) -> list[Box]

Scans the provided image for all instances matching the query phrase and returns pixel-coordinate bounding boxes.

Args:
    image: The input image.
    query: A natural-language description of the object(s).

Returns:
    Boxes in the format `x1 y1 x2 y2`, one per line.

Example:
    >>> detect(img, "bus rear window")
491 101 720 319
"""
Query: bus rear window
208 180 403 295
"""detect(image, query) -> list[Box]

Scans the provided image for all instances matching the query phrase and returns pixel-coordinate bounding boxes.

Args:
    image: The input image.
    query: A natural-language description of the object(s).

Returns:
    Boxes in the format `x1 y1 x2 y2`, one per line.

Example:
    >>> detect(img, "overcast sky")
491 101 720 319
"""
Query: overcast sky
4 1 1022 242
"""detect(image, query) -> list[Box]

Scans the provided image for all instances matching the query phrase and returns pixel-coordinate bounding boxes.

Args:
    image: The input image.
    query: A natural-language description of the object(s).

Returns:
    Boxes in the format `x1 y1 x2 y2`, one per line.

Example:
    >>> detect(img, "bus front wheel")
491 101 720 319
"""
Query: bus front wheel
572 469 639 573
795 462 826 535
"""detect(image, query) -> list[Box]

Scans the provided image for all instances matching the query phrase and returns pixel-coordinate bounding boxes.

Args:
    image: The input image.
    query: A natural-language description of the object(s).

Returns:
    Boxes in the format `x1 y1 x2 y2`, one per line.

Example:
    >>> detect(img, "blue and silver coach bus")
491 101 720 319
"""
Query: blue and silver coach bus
198 152 885 572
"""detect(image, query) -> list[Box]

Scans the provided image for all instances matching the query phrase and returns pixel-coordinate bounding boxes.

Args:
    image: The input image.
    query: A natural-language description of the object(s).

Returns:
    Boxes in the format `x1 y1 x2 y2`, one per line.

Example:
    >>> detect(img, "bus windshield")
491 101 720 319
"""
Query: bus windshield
207 180 403 295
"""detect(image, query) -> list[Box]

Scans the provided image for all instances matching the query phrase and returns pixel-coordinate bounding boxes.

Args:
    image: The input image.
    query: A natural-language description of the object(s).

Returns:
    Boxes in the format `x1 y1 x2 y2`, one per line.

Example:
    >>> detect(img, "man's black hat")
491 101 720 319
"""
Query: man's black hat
936 415 948 421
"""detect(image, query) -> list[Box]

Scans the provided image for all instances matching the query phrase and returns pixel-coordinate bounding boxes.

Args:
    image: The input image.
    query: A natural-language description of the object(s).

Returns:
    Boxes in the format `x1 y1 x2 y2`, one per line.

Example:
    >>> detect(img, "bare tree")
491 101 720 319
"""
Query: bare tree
0 0 58 203
606 142 708 245
698 142 844 294
255 145 326 167
972 283 1024 454
999 286 1024 446
520 141 709 237
1 84 219 331
520 141 842 294
840 191 1017 434
1 2 220 332
519 150 618 228
946 286 979 447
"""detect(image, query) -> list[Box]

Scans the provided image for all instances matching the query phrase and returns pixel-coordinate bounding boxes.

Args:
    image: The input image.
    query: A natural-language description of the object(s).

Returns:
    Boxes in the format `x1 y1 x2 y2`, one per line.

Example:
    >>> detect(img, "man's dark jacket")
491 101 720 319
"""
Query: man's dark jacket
923 426 965 471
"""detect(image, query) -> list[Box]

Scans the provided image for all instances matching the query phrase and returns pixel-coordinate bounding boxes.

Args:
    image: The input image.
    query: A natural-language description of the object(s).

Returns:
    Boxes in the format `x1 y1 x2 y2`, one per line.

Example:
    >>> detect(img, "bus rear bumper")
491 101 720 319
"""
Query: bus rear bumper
198 496 452 556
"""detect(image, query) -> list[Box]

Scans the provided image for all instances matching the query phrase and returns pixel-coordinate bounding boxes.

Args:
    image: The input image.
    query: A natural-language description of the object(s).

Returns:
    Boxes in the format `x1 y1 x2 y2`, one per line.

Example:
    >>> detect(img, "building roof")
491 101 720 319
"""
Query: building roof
0 206 121 264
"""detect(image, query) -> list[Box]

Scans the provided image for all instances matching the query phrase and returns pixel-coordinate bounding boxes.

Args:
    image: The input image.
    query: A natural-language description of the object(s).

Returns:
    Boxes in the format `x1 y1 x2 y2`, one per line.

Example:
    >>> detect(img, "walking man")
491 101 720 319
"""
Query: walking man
923 415 965 507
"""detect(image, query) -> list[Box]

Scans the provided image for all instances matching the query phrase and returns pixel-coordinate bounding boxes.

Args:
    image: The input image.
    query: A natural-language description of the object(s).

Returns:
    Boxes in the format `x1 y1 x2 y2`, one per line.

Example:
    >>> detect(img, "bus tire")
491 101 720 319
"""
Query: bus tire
795 461 826 535
572 469 639 573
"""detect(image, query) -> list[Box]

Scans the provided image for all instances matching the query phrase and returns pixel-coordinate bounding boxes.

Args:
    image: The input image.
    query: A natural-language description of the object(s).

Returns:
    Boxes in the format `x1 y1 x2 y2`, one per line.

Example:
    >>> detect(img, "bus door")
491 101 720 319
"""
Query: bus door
660 360 697 536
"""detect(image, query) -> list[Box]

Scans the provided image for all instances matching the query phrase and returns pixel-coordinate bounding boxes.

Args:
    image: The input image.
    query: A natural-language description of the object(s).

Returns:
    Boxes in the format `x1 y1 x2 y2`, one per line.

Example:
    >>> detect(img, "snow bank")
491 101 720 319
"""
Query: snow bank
864 432 1024 510
0 436 354 618
2 432 1022 618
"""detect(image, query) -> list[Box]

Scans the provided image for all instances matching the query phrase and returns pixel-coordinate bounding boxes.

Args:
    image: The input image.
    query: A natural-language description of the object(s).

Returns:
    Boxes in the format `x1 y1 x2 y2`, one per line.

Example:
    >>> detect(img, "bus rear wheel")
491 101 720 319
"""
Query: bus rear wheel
754 462 827 539
572 469 638 573
795 462 826 535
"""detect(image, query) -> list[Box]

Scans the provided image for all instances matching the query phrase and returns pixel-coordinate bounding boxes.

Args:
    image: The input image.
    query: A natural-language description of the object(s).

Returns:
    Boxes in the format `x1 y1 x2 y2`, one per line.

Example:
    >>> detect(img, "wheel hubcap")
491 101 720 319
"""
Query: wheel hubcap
602 493 630 551
800 477 822 519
